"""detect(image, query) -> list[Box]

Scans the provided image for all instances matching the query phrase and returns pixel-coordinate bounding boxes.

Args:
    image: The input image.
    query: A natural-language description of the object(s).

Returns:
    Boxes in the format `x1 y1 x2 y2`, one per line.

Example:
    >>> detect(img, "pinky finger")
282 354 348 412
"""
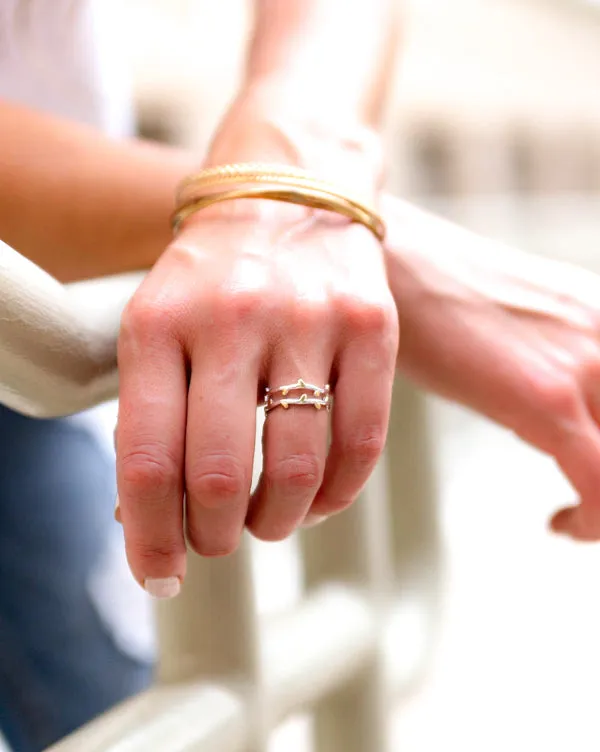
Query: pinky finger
309 342 395 518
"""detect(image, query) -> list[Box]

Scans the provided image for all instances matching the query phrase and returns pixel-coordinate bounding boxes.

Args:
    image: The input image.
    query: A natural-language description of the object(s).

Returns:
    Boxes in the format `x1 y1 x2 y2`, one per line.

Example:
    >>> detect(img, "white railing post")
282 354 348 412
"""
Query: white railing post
156 539 269 751
385 378 443 689
299 456 393 751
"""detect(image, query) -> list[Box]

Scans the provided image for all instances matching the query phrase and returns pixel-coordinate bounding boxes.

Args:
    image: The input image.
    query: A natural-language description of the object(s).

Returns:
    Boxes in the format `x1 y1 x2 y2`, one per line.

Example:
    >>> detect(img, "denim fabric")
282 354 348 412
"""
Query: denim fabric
0 406 153 751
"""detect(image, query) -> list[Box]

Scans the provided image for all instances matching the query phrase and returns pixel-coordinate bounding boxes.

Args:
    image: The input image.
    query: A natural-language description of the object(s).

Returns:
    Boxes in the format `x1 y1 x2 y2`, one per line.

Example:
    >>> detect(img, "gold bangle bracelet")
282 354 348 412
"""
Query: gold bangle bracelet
172 184 386 241
173 163 385 241
176 162 371 207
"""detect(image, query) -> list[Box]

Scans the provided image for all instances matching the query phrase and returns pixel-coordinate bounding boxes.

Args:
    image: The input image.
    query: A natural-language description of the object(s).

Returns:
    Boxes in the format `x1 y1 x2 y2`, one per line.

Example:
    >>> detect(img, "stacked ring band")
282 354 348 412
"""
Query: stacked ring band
264 378 331 415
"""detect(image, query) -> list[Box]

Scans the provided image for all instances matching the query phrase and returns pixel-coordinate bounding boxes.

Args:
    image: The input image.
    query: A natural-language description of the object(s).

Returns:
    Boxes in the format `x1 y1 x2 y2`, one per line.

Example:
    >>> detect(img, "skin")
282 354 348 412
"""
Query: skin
1 1 597 598
383 195 600 544
0 101 190 282
115 0 401 595
2 116 598 574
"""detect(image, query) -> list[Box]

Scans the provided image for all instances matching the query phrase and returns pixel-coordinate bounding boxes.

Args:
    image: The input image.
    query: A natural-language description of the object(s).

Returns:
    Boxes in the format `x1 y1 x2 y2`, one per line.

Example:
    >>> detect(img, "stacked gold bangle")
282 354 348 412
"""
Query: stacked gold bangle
172 162 386 242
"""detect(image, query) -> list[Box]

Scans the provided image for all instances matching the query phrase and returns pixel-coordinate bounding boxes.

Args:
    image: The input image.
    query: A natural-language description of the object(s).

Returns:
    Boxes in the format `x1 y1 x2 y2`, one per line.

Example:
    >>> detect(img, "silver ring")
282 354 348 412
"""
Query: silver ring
264 378 331 415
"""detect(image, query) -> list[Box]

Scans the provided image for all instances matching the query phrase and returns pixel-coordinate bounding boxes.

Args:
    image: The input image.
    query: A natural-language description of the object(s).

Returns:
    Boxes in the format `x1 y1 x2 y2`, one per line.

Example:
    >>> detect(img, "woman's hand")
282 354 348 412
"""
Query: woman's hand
111 0 400 597
382 195 600 542
116 205 398 596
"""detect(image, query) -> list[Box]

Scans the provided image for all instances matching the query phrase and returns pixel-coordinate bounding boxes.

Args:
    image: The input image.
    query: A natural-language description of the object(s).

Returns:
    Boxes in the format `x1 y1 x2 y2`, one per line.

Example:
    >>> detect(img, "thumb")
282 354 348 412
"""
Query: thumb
549 425 600 541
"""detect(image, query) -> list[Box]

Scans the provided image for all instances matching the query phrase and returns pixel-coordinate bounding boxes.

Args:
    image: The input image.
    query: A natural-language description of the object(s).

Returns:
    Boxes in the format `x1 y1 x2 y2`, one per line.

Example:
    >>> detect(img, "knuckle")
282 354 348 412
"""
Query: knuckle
361 302 393 334
216 288 266 326
533 371 579 419
345 427 386 468
186 454 248 507
134 540 181 568
120 297 179 346
267 452 323 491
120 446 180 500
523 370 583 455
342 296 397 338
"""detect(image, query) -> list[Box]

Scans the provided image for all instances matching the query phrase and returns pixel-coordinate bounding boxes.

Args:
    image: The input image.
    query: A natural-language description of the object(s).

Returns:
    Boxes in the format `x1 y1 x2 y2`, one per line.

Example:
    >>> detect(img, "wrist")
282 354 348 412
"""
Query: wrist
176 92 387 231
203 88 385 196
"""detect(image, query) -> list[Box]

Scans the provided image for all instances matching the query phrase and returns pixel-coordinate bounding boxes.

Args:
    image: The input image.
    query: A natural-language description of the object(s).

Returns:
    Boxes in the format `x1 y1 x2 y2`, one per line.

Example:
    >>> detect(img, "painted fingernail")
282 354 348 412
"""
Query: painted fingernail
114 494 122 524
302 513 328 528
144 577 181 599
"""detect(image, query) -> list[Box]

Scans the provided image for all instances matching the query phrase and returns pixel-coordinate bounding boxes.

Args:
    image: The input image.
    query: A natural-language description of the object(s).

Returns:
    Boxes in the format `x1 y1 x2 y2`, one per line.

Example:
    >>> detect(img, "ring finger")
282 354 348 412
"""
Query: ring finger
246 360 332 541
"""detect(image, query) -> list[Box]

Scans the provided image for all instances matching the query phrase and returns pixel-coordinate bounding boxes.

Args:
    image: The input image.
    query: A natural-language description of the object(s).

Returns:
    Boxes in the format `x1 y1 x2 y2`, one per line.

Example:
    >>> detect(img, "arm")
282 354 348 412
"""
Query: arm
0 101 191 282
382 193 600 542
0 0 400 282
205 0 401 189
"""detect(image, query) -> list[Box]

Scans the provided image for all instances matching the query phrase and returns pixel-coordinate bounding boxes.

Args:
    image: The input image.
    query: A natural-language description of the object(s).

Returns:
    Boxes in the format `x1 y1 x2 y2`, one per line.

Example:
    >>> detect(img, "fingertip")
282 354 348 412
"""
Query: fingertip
549 506 575 536
123 527 188 597
301 512 328 528
549 504 600 542
144 576 182 599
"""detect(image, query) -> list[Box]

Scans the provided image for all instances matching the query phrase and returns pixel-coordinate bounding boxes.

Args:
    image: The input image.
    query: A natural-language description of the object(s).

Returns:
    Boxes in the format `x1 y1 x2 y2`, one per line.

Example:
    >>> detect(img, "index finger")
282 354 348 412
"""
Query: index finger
116 311 188 598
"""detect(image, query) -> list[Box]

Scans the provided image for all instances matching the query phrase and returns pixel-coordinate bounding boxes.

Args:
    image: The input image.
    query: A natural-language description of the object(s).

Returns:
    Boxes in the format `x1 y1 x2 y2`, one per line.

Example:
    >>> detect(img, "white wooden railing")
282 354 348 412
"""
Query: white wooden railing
3 194 598 749
0 240 440 751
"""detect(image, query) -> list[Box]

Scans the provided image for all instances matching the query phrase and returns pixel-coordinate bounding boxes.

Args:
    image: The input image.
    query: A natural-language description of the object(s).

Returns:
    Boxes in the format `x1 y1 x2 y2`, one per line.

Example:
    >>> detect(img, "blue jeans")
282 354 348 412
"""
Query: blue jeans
0 406 153 751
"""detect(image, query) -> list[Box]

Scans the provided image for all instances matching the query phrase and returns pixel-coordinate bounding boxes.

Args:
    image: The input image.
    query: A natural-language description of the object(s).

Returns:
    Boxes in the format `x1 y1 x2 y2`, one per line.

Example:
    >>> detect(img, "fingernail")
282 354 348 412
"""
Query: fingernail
302 513 328 528
144 576 181 599
114 495 122 524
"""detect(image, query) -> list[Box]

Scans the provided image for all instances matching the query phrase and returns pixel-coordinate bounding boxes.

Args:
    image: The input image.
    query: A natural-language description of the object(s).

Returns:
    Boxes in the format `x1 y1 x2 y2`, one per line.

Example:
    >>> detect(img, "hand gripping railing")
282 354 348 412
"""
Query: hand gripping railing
0 239 441 751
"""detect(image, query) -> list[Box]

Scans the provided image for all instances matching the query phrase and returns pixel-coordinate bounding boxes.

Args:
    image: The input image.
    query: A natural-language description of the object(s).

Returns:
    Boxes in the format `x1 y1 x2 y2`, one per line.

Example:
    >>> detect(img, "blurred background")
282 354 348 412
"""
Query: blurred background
102 1 600 749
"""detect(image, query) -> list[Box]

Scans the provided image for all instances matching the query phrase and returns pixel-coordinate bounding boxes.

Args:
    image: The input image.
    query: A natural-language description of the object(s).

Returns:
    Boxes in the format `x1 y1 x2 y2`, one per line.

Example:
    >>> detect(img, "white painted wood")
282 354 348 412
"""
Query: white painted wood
0 240 143 416
47 585 428 752
385 379 443 691
262 585 377 722
0 219 446 751
156 539 269 751
45 684 247 752
299 460 393 752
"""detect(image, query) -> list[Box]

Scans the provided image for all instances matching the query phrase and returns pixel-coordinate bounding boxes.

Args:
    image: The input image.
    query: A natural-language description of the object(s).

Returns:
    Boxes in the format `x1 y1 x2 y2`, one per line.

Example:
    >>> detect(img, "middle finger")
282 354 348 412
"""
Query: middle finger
185 350 260 557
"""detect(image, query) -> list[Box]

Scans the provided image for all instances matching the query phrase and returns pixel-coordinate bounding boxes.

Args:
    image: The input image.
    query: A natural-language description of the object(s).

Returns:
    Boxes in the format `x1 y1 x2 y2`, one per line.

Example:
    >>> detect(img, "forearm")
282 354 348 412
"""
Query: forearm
380 193 600 386
206 0 401 187
0 101 191 282
245 0 400 127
